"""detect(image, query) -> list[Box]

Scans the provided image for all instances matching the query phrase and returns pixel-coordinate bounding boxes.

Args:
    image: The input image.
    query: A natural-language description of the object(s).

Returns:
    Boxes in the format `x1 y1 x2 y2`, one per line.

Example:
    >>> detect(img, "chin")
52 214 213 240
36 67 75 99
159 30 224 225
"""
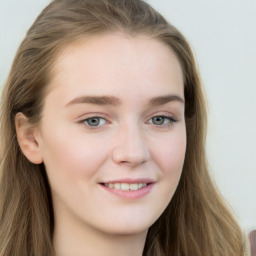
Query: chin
99 219 153 237
106 227 148 237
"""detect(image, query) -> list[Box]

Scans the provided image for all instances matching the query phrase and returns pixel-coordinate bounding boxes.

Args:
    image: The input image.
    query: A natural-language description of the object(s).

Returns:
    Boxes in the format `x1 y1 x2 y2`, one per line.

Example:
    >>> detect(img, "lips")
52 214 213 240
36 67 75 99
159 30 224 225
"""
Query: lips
104 182 147 191
99 179 155 199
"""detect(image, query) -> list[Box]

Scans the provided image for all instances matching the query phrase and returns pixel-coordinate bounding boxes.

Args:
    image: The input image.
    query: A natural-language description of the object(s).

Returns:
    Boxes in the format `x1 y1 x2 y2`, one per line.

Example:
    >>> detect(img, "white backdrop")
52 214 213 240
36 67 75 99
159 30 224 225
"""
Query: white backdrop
0 0 255 231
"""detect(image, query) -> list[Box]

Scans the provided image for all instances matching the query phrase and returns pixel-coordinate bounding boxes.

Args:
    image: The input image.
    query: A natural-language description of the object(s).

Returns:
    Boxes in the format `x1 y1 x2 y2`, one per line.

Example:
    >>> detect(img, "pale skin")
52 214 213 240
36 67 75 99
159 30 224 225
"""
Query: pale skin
16 33 186 256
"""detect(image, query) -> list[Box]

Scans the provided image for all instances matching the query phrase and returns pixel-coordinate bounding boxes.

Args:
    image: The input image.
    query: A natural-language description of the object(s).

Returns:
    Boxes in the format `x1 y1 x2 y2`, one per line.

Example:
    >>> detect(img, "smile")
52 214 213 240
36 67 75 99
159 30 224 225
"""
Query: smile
100 181 154 199
104 183 147 191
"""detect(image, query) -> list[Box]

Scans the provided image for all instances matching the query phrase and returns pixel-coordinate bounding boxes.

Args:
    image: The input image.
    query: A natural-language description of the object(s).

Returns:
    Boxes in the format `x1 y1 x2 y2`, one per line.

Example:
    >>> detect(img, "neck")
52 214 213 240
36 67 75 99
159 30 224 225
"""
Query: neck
53 214 147 256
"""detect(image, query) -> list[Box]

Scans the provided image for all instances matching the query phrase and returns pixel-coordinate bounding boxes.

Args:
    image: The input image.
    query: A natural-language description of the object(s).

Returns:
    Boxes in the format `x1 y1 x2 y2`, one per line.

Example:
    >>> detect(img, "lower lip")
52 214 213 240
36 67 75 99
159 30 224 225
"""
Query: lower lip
100 183 154 199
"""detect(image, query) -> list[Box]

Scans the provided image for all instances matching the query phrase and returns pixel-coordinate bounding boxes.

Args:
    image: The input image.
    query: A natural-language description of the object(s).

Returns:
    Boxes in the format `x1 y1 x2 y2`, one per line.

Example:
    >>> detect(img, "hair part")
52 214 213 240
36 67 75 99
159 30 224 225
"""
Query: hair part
0 0 244 255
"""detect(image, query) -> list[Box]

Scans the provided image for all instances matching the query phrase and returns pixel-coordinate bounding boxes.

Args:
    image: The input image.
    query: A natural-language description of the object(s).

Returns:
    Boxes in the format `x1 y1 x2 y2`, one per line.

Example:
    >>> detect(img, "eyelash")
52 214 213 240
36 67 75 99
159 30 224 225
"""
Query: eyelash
79 116 109 129
79 114 177 129
148 115 177 127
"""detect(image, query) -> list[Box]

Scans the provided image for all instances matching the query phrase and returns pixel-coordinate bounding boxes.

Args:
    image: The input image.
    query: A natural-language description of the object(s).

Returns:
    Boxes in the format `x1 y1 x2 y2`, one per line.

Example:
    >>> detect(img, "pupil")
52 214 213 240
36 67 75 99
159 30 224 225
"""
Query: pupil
88 118 99 126
153 116 164 125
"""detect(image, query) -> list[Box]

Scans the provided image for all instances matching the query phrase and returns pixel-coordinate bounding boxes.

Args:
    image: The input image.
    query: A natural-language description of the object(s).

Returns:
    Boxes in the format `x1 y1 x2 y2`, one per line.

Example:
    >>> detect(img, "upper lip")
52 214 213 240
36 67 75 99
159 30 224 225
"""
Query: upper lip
100 178 155 184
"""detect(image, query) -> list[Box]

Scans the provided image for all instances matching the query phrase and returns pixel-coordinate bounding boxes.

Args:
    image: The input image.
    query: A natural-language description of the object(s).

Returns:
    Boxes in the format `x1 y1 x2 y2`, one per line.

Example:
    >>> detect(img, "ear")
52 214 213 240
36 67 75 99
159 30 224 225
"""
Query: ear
15 112 43 164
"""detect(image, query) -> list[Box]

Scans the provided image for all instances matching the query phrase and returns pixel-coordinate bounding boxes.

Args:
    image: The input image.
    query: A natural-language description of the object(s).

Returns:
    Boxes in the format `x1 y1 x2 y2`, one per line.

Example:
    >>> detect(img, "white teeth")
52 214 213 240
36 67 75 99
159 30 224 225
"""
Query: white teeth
120 183 130 191
114 183 121 189
129 183 139 190
104 183 147 191
109 183 114 189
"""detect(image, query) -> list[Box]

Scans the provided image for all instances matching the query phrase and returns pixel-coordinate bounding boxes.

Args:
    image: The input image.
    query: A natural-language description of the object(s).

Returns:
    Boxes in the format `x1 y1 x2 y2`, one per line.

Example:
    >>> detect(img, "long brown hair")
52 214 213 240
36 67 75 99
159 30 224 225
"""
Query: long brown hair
0 0 244 255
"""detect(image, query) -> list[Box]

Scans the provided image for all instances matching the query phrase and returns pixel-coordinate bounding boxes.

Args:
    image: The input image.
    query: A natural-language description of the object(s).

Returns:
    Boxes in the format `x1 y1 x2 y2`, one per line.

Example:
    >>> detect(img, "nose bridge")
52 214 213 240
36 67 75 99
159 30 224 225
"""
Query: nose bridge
112 119 149 166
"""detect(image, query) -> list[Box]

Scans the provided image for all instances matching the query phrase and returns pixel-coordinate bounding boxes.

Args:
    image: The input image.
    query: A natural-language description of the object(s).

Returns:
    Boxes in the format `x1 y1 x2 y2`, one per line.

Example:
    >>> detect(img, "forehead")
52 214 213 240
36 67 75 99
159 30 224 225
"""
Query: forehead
47 33 184 100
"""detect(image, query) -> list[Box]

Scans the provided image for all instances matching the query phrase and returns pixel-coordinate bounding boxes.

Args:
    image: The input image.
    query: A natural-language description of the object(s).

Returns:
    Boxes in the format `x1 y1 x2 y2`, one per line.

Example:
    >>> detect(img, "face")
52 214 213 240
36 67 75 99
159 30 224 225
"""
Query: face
36 33 186 236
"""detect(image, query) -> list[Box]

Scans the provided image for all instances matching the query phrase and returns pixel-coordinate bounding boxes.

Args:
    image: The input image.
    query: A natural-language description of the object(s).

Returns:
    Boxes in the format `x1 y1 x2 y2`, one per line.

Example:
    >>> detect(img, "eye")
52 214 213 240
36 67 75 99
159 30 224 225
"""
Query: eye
83 117 107 127
149 115 176 126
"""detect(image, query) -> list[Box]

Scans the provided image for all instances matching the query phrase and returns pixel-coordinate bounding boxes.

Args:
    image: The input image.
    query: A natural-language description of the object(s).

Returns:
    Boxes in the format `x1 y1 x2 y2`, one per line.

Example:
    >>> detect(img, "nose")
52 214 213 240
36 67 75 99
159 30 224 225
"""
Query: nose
112 123 150 167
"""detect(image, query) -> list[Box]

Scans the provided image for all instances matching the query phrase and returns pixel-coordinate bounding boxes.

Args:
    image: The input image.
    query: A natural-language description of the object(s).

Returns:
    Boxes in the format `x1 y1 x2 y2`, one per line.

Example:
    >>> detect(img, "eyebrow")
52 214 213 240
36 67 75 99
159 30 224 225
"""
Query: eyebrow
65 94 184 107
65 95 121 107
149 95 184 106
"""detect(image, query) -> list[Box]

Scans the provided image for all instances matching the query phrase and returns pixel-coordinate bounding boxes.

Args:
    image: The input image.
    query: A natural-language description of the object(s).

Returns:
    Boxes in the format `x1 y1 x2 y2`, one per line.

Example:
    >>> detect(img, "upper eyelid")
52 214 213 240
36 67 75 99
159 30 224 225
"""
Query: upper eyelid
76 112 110 121
80 116 110 124
147 115 177 124
146 112 177 121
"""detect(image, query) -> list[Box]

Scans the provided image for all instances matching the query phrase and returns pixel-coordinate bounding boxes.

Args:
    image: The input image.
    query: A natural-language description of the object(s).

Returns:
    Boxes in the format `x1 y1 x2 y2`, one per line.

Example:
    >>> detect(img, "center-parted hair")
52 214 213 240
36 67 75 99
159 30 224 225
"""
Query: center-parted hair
0 0 244 255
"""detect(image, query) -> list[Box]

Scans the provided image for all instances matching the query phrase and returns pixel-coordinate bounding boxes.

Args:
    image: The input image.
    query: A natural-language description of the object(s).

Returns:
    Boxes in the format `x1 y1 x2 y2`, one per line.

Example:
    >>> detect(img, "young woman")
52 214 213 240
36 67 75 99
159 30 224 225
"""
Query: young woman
0 0 246 255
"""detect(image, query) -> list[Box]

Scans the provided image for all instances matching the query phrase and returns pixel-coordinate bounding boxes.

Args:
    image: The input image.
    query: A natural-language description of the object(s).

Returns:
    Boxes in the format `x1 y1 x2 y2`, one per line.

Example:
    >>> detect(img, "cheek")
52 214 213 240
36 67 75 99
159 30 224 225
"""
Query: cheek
164 141 186 174
146 130 186 221
152 130 187 177
150 128 186 205
40 128 110 182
